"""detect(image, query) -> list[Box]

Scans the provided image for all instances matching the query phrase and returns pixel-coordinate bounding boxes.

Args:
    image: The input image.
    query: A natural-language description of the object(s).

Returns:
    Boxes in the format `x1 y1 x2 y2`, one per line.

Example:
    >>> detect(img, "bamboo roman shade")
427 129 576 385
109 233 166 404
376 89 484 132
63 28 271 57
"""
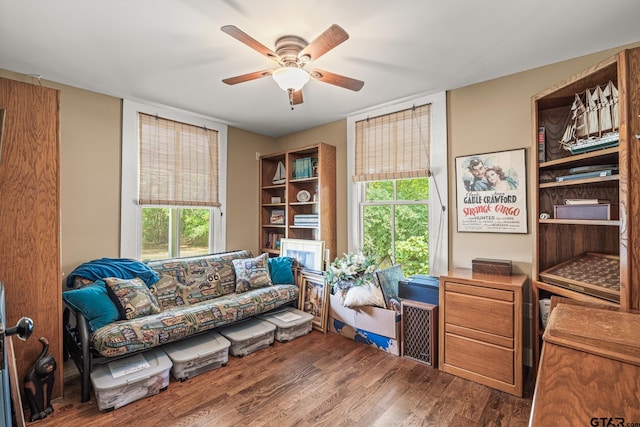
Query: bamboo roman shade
354 104 430 182
138 113 220 207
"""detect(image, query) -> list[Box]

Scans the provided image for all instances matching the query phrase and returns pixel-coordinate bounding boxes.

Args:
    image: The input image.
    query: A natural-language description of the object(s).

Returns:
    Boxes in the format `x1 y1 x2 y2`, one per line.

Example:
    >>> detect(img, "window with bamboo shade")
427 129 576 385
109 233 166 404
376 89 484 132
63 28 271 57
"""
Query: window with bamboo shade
354 104 430 182
138 113 220 207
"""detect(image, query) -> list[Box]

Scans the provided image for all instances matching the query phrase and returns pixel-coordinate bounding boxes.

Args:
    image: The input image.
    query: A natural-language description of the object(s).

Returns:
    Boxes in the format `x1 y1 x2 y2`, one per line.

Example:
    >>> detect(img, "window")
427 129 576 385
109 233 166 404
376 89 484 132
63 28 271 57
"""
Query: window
362 178 430 275
121 100 227 260
347 93 448 276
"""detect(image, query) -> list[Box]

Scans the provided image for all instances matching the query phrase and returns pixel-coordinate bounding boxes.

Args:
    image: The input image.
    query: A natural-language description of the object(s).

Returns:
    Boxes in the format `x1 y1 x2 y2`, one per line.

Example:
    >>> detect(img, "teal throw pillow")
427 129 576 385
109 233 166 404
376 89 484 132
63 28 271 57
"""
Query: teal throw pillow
62 280 120 331
268 256 295 285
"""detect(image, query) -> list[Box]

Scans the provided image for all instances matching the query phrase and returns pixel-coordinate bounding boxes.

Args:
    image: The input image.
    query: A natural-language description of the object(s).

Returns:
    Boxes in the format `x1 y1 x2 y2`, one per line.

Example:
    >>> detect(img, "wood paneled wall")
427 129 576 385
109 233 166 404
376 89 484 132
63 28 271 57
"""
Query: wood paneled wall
0 77 62 399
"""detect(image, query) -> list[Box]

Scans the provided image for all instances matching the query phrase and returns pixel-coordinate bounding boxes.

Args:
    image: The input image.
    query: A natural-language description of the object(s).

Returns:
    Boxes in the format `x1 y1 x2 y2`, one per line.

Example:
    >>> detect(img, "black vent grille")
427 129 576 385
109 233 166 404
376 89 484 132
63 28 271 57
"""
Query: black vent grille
401 300 438 367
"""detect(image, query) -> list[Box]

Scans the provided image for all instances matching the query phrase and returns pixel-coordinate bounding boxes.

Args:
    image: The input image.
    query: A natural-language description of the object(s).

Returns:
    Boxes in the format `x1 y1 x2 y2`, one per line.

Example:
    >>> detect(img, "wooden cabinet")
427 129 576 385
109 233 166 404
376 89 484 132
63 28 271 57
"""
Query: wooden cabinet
531 47 640 370
530 299 640 426
259 143 336 261
439 269 525 397
0 78 62 399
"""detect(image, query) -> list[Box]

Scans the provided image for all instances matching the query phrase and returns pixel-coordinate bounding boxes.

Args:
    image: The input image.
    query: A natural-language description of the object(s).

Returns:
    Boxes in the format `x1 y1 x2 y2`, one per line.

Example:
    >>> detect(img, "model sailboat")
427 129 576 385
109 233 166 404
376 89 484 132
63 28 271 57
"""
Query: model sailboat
560 81 619 154
272 161 286 184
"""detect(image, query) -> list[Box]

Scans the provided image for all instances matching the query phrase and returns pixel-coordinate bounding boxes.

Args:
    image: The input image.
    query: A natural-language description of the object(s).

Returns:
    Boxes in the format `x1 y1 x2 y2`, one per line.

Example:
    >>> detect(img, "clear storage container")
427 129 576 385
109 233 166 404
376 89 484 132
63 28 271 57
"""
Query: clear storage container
90 348 172 411
219 318 275 357
163 332 231 381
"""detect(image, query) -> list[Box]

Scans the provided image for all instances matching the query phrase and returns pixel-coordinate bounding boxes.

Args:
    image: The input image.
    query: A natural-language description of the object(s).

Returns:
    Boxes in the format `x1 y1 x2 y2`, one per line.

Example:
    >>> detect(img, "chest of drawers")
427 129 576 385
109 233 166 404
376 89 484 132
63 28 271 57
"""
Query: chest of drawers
439 269 525 396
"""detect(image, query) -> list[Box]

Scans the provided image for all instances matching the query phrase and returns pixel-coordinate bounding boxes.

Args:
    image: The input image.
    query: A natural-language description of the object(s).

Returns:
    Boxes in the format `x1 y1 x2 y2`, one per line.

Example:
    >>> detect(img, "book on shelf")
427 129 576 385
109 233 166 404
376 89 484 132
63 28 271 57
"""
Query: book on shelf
564 198 611 205
538 127 546 163
264 231 284 250
292 157 318 179
555 168 617 182
568 164 618 174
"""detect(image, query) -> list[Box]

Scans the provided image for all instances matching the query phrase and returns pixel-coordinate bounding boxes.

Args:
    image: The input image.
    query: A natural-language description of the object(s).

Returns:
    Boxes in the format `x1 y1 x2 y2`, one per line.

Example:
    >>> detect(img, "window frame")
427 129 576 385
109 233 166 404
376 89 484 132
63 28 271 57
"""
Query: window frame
347 92 448 276
121 99 228 259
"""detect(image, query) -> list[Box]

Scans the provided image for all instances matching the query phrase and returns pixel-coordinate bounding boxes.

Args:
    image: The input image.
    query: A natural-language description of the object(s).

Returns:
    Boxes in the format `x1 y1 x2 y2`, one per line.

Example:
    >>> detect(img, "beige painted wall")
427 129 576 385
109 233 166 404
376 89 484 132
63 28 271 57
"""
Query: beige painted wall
2 39 639 288
226 127 276 254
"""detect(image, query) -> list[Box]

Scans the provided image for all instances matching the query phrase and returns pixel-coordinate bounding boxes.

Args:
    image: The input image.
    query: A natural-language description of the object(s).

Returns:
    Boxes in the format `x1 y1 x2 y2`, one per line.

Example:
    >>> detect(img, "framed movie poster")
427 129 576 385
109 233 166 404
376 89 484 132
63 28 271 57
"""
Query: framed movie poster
455 148 528 233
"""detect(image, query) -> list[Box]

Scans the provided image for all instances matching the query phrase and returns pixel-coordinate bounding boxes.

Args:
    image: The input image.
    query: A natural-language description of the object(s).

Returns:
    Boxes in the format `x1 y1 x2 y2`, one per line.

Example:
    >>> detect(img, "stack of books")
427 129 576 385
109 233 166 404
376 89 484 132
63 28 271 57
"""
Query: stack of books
292 157 318 179
555 164 618 182
293 214 318 226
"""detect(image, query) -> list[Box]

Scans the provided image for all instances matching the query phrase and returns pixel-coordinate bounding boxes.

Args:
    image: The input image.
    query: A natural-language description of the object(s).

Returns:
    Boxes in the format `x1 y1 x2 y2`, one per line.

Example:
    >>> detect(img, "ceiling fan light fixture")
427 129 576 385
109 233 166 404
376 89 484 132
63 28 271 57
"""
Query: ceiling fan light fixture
272 67 309 92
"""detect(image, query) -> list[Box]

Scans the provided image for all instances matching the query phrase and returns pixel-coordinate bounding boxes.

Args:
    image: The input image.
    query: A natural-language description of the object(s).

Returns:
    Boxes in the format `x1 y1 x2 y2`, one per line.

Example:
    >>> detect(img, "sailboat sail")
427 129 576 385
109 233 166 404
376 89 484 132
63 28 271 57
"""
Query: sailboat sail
559 81 619 154
272 161 286 184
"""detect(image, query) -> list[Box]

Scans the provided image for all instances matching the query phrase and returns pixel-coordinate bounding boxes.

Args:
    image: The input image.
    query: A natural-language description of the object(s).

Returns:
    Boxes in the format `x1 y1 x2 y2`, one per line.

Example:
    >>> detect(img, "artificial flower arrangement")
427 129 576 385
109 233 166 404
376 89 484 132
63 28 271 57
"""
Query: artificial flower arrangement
325 250 386 308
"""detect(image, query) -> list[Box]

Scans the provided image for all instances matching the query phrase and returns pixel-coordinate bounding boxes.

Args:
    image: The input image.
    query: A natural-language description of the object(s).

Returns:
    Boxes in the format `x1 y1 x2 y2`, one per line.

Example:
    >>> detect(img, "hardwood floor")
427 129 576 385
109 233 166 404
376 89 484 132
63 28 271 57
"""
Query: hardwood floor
28 331 532 426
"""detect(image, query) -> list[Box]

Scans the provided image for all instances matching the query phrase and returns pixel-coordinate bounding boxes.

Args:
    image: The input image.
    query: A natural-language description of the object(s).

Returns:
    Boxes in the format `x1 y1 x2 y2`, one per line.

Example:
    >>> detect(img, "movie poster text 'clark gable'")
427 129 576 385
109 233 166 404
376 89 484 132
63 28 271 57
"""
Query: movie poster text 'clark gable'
455 148 527 233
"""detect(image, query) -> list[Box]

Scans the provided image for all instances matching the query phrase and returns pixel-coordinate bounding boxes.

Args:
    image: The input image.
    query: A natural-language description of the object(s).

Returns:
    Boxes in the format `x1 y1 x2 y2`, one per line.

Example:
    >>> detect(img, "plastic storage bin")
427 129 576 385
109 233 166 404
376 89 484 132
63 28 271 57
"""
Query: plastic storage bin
257 307 313 342
90 348 172 411
162 332 231 381
219 318 275 357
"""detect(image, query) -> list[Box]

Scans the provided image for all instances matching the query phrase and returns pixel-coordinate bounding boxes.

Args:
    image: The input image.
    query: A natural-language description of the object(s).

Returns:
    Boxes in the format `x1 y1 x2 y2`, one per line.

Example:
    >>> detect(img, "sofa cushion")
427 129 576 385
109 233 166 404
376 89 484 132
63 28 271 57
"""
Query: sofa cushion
62 280 120 331
268 256 295 285
233 253 272 292
105 277 162 320
91 284 299 357
146 250 253 309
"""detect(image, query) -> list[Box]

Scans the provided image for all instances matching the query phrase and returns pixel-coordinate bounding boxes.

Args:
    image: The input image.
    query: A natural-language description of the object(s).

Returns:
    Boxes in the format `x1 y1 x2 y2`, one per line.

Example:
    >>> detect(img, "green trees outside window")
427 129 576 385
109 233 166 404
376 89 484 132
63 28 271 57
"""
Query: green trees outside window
362 178 429 276
141 207 210 260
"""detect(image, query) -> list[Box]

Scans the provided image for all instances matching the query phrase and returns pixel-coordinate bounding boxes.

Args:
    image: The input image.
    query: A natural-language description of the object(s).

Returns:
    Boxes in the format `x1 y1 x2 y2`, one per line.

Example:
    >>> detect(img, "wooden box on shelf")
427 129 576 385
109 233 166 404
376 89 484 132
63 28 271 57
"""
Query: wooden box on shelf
553 203 619 220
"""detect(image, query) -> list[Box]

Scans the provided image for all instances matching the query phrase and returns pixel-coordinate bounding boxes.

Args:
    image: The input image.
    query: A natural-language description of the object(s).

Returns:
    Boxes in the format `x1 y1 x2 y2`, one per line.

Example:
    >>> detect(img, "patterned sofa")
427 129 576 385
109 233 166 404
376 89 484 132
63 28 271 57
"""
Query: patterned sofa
62 250 299 402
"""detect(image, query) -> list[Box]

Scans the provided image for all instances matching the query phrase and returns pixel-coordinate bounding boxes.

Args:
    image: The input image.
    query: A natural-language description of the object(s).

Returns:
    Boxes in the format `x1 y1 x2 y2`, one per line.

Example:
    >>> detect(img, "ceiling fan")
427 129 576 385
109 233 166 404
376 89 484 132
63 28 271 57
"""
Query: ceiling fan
221 24 364 109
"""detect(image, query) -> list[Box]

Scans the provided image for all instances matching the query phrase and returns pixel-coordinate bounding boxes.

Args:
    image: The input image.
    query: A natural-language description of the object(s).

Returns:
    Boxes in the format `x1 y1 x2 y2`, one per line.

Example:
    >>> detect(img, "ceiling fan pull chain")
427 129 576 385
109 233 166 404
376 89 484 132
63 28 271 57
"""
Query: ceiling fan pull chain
288 89 295 110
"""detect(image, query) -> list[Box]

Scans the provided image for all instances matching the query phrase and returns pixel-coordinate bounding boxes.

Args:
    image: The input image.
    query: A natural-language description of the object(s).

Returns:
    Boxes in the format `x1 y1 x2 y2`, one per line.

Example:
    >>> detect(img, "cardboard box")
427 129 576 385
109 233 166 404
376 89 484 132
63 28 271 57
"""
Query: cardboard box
554 203 619 220
328 317 400 356
329 293 399 339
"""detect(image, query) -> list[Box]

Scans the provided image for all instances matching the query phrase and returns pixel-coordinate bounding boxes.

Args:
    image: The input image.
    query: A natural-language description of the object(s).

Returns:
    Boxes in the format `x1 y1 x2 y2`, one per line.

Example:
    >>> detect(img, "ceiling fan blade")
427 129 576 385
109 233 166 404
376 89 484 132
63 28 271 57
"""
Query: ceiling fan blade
299 24 349 62
222 69 273 85
292 90 303 105
221 25 282 63
309 69 364 91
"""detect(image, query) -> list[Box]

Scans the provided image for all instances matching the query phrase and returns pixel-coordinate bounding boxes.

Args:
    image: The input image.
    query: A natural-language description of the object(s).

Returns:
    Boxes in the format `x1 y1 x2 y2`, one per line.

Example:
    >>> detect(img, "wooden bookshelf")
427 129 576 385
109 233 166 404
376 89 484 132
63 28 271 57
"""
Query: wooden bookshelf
259 143 336 261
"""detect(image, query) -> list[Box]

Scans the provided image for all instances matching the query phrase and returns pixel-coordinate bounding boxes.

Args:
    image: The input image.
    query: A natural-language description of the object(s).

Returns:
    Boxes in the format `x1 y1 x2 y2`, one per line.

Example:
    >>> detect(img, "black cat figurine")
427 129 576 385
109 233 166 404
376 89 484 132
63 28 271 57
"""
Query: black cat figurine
23 337 56 421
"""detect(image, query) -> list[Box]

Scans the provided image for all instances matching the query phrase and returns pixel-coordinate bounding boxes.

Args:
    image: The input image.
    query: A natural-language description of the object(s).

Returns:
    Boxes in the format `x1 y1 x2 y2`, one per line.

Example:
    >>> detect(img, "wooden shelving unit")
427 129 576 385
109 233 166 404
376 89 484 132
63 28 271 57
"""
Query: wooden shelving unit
259 143 336 261
531 47 640 371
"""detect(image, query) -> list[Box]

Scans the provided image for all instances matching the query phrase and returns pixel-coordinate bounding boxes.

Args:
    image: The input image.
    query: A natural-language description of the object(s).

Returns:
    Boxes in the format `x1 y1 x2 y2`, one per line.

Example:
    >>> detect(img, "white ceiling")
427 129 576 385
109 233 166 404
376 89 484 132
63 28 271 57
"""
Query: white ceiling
1 0 640 137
